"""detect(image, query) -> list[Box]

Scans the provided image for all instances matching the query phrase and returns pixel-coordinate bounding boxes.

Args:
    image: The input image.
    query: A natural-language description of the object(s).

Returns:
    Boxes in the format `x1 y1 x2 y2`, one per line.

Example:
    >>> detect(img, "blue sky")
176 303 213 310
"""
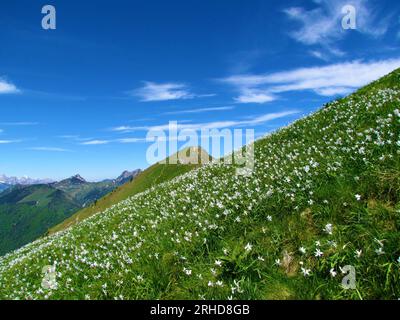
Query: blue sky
1 0 399 181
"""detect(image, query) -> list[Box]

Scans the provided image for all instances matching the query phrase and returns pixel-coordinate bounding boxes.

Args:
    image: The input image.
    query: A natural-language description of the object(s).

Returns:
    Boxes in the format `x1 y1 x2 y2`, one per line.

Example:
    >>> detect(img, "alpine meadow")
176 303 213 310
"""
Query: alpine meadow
0 69 399 300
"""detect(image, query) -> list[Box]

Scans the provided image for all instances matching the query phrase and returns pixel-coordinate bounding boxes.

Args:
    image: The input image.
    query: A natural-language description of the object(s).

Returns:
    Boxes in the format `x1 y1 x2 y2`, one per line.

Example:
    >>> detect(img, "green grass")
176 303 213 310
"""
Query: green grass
0 69 399 300
0 185 79 255
49 160 200 234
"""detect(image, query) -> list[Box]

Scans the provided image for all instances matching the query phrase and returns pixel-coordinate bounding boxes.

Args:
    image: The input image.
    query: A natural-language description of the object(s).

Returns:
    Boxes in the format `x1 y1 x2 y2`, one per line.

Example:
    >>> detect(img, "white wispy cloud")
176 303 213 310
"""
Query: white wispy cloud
112 110 300 133
132 82 193 102
163 106 234 115
0 78 20 94
222 58 400 100
131 81 215 102
0 122 39 126
233 89 276 104
0 139 20 144
80 140 110 145
284 0 390 58
28 147 72 152
79 138 147 145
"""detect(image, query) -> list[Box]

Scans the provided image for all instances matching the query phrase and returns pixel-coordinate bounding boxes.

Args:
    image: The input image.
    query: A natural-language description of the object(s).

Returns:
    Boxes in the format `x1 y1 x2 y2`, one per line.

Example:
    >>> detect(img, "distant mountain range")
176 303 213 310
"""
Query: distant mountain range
0 169 141 255
0 174 53 186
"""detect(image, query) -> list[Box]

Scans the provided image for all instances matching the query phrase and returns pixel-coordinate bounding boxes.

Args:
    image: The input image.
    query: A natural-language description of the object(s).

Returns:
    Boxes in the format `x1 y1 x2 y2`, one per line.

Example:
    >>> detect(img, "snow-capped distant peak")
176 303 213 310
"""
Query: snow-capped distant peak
0 174 53 186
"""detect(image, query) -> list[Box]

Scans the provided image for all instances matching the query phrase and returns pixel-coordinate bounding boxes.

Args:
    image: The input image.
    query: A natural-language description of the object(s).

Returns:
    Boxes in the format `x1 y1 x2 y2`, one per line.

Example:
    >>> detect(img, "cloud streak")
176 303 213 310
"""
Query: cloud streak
112 110 300 133
0 139 21 144
222 58 400 101
284 0 391 59
132 82 193 102
27 147 72 152
0 78 20 94
131 81 214 102
163 106 234 115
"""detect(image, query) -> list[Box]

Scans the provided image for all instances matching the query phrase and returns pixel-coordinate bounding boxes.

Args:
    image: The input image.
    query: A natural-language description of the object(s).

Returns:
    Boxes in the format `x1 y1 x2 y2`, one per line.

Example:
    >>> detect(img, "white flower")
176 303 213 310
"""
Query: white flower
314 249 323 258
257 256 265 261
208 281 214 287
275 259 281 266
301 267 311 277
244 243 253 252
375 247 385 255
355 194 361 201
215 260 222 267
315 241 321 247
266 215 272 222
330 268 337 277
216 280 224 287
355 250 362 258
324 223 333 235
397 257 400 264
299 247 306 254
183 268 192 276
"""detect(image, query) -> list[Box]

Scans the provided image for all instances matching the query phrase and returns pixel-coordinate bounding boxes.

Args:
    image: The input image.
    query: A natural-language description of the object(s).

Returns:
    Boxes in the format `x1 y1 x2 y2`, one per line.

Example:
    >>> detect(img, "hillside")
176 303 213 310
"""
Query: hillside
0 185 79 255
51 173 133 208
49 149 206 234
0 171 141 255
0 69 399 300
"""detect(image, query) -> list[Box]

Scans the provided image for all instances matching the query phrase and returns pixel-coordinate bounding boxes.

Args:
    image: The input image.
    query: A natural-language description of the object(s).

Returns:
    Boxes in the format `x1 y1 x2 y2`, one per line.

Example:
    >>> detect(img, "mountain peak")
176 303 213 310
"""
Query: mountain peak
71 174 87 183
115 169 141 185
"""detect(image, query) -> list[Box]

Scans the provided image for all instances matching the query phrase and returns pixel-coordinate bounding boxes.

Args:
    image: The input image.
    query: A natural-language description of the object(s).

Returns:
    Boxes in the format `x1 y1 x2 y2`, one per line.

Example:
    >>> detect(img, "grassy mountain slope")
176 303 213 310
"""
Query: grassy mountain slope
0 185 79 255
51 175 120 208
0 172 139 255
48 155 202 235
0 70 399 300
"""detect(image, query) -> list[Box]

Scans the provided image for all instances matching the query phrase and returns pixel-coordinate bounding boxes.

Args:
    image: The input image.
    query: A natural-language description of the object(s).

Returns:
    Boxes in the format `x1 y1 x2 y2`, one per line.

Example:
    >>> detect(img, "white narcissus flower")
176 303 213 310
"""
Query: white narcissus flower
315 249 323 258
330 268 337 278
244 243 253 252
324 223 333 235
301 267 311 277
299 247 306 254
355 194 362 201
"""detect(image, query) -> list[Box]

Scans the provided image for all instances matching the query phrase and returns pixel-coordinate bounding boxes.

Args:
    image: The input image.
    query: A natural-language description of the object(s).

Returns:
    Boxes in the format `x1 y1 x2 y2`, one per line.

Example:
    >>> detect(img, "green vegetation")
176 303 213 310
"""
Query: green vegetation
0 70 399 300
0 173 139 255
0 185 79 255
49 159 200 235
